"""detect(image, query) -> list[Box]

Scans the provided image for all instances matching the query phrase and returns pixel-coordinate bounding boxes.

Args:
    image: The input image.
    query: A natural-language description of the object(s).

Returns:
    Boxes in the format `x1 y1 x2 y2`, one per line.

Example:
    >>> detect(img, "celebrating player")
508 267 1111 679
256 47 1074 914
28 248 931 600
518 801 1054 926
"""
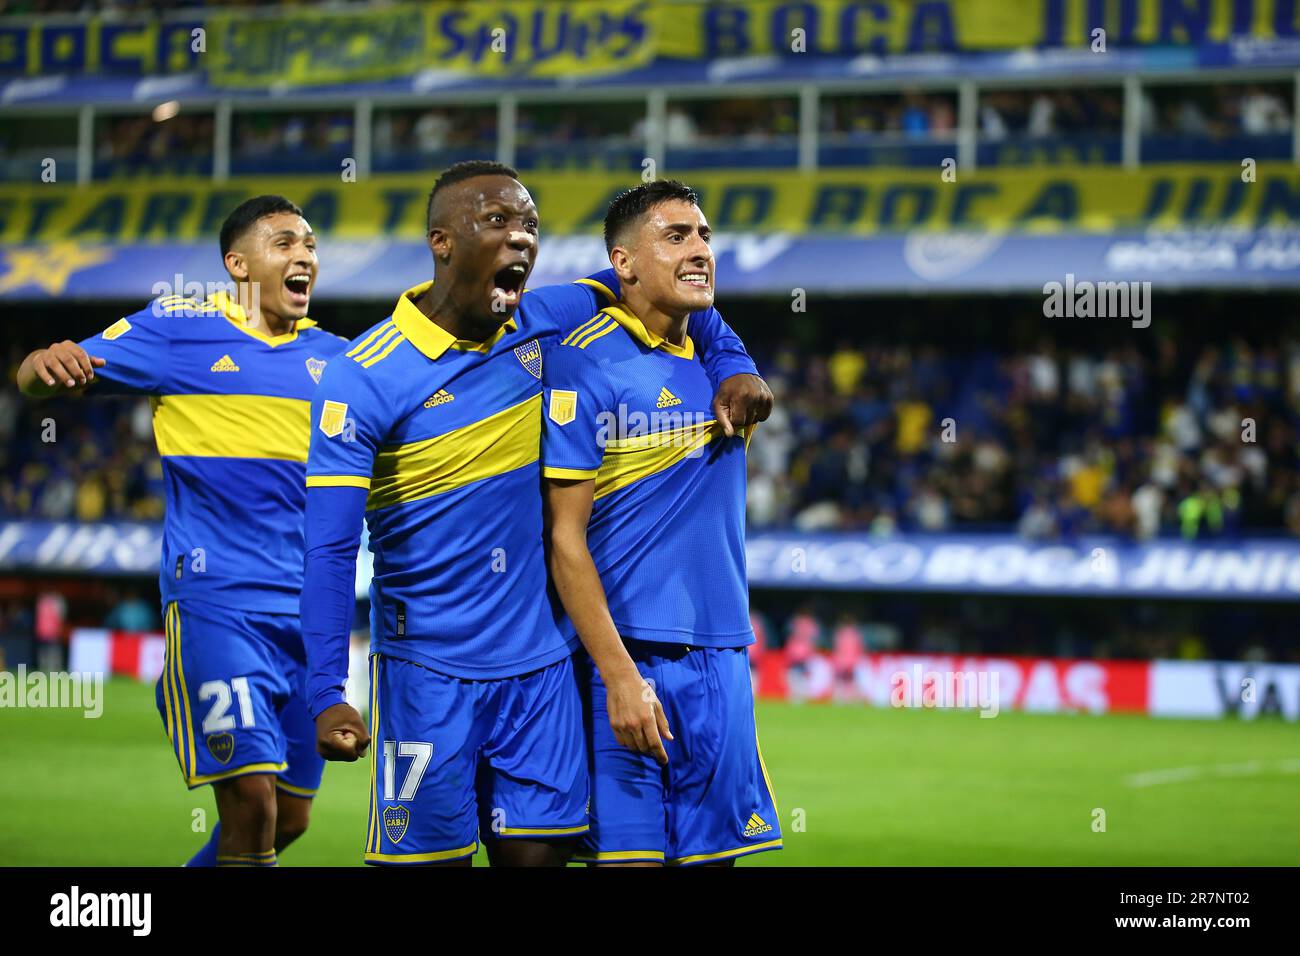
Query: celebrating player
301 161 770 866
15 196 348 868
541 180 781 866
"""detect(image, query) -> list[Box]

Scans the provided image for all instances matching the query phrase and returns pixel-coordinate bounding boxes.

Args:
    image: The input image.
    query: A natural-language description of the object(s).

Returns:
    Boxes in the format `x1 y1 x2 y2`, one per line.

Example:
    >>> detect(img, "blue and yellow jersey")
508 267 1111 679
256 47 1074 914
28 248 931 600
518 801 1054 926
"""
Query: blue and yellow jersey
302 277 759 690
77 292 350 614
305 280 615 681
541 304 755 648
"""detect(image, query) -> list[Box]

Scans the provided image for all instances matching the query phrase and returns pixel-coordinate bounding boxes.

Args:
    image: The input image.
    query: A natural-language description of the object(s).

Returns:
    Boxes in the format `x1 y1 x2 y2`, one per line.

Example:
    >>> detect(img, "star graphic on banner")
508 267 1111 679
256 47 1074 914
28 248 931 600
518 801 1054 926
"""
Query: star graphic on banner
0 242 115 296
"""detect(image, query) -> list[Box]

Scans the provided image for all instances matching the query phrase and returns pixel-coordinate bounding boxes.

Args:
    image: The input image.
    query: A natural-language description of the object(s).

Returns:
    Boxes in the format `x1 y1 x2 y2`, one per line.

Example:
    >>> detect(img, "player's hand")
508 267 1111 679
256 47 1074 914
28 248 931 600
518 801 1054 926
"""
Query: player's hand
605 669 673 766
31 341 105 390
316 702 371 761
713 373 773 437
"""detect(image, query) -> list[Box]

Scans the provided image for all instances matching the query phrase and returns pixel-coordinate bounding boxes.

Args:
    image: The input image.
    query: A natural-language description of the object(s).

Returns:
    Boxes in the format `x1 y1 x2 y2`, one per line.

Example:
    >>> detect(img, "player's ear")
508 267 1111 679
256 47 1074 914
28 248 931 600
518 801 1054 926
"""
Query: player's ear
224 250 249 282
428 226 452 263
609 245 635 285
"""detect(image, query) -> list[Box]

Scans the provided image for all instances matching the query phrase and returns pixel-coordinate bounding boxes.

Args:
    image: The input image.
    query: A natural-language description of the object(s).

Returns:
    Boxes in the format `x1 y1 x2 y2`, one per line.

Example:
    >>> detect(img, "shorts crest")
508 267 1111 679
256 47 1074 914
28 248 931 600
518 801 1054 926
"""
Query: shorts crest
206 732 235 765
384 805 410 844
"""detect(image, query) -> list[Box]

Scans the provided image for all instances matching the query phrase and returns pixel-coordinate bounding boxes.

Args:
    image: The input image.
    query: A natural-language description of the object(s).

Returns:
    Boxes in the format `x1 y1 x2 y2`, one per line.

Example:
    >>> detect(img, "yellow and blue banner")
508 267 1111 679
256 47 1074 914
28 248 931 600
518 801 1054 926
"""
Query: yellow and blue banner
4 1 1300 87
3 166 1299 297
3 166 1299 244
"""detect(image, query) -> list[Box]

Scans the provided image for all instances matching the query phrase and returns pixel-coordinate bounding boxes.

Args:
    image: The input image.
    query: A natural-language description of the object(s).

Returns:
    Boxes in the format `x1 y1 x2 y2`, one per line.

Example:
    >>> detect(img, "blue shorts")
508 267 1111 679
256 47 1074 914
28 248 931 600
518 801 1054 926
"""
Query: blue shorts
154 599 325 797
364 652 588 865
575 641 782 866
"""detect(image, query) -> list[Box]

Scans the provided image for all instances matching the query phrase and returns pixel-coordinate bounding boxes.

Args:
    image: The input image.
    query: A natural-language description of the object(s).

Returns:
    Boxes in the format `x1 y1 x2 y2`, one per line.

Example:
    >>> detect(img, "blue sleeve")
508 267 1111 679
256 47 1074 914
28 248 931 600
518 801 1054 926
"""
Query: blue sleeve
302 485 368 717
76 298 179 394
301 355 388 717
523 280 613 343
579 267 757 382
688 306 758 385
541 344 615 479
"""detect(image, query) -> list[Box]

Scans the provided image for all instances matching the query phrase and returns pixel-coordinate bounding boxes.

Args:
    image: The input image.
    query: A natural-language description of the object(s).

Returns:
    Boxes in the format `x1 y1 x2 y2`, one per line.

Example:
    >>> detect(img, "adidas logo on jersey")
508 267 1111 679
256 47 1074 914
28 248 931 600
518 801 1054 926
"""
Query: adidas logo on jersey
743 812 773 838
656 387 682 408
210 354 240 372
423 389 454 408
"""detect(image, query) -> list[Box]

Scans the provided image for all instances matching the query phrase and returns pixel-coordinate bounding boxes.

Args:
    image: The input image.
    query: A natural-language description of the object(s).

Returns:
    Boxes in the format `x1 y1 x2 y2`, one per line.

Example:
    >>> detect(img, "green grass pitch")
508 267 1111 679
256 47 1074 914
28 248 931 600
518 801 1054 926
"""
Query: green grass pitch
2 677 1296 866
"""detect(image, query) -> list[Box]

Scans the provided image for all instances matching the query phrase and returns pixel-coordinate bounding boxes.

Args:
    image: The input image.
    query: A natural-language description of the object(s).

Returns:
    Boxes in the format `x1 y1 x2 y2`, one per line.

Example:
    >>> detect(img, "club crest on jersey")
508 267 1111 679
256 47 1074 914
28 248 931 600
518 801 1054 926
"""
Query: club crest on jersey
305 357 326 384
384 805 410 844
514 339 542 379
207 733 235 765
319 400 348 438
548 389 577 426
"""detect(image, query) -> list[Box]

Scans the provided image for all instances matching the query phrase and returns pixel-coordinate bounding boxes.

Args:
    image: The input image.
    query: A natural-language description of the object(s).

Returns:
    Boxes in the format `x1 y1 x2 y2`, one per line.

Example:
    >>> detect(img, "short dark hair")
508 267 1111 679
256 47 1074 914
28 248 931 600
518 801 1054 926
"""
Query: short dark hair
603 179 700 253
426 160 520 231
219 195 303 256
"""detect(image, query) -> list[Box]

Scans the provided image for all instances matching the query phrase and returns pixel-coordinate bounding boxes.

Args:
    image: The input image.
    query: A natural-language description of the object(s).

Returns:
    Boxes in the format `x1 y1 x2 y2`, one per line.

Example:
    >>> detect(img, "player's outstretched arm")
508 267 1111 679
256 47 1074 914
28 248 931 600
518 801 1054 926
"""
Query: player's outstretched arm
302 483 372 762
301 356 387 762
543 478 673 765
16 342 105 399
538 272 773 432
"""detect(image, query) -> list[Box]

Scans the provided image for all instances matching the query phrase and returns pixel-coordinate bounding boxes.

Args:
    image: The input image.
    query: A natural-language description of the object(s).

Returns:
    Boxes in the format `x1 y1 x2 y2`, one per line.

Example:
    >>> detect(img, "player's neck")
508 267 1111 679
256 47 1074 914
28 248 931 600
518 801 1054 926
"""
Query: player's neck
238 284 296 337
624 290 689 347
251 311 296 337
414 283 496 342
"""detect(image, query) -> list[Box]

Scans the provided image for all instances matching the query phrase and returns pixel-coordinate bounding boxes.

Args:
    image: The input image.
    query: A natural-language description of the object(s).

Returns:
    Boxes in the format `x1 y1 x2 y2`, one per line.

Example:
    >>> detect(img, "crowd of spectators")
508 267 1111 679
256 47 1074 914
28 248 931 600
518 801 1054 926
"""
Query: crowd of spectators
1143 83 1292 138
5 334 1298 543
57 80 1300 179
374 107 495 159
823 92 957 139
746 336 1300 541
979 89 1123 139
96 113 212 174
232 111 353 164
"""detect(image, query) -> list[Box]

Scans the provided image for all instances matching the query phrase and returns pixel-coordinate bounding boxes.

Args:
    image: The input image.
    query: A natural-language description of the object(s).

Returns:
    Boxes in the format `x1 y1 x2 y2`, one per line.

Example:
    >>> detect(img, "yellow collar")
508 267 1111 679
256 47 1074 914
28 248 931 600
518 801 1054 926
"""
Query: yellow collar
206 290 316 347
602 304 695 360
391 280 519 360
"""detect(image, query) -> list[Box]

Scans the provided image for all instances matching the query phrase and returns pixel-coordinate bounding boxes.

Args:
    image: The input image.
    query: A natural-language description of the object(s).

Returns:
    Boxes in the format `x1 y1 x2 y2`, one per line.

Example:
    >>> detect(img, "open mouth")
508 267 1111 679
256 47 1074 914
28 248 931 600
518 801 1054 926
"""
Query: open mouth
491 262 528 310
284 273 311 306
679 271 711 289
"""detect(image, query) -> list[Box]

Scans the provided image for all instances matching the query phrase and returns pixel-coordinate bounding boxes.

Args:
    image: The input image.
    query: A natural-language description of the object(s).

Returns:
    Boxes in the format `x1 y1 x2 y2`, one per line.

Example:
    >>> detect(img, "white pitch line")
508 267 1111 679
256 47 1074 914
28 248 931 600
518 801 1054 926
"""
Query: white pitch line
1124 759 1300 788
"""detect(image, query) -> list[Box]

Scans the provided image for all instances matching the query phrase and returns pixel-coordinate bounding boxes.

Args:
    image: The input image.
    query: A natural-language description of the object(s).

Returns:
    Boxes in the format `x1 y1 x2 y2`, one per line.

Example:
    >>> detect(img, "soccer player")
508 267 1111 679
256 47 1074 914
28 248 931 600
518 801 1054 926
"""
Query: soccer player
541 180 781 866
302 161 769 866
15 196 347 867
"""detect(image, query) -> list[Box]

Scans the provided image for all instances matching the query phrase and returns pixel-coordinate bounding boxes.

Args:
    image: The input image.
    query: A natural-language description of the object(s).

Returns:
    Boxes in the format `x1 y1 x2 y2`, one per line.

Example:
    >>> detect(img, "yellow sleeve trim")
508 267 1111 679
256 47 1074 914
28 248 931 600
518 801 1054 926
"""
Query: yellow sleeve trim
543 466 599 480
306 475 372 489
575 277 617 303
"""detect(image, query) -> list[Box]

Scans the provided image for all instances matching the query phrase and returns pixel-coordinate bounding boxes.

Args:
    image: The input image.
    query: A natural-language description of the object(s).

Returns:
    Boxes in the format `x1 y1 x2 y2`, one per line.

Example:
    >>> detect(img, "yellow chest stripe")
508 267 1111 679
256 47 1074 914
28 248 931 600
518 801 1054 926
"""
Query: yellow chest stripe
368 394 541 510
594 419 721 501
152 393 311 461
